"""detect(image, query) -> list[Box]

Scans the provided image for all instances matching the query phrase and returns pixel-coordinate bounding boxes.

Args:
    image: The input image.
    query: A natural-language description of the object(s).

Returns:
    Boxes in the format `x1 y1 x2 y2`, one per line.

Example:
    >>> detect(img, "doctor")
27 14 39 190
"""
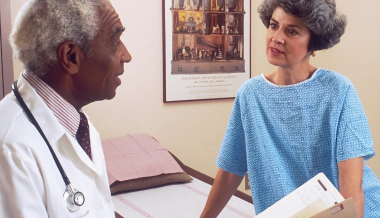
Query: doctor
0 0 131 217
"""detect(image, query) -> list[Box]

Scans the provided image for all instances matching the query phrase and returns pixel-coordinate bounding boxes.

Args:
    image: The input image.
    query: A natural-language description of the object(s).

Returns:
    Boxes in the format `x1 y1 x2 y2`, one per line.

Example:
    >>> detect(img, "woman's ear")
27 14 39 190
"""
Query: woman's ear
57 41 82 75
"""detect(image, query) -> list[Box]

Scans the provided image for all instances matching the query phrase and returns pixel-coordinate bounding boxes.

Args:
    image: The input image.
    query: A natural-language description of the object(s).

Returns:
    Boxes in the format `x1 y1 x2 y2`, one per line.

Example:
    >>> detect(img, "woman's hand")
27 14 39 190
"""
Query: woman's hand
338 157 364 218
200 168 243 218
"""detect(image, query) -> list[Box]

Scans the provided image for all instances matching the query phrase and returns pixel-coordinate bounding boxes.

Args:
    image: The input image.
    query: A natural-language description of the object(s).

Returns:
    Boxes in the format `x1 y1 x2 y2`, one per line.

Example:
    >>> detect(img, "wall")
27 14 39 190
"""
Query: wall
10 0 380 194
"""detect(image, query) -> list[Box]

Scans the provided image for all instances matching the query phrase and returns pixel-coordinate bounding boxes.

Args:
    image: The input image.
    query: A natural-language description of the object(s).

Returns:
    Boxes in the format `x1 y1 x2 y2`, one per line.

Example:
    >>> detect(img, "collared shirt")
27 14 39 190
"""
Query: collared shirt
23 70 80 137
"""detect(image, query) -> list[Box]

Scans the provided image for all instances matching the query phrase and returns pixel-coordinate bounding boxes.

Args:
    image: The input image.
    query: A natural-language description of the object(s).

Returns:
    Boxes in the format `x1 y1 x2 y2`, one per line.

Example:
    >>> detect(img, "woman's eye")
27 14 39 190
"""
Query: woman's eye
269 23 278 29
289 29 298 35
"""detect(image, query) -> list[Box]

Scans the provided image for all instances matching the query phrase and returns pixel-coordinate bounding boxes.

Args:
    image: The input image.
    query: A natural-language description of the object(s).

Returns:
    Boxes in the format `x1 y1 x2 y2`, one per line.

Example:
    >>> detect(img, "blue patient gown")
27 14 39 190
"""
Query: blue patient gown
217 68 380 217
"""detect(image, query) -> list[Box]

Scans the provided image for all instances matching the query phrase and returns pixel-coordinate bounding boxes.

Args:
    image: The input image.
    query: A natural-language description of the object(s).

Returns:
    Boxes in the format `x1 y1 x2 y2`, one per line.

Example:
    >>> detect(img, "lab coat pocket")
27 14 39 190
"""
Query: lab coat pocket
79 210 90 218
72 205 89 218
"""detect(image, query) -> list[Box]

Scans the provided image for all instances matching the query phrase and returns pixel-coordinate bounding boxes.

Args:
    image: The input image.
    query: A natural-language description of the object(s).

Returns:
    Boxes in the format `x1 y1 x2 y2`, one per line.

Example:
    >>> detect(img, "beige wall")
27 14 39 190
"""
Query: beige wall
11 0 380 194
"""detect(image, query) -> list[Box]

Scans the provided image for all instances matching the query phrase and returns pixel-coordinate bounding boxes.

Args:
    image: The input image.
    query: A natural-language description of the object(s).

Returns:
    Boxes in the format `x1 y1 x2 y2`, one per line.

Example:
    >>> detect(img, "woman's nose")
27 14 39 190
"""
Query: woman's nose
272 30 285 44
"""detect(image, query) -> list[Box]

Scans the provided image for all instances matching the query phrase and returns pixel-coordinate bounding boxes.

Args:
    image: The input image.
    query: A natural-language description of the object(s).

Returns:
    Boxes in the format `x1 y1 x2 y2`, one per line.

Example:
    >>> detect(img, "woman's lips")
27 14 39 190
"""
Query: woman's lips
269 47 284 56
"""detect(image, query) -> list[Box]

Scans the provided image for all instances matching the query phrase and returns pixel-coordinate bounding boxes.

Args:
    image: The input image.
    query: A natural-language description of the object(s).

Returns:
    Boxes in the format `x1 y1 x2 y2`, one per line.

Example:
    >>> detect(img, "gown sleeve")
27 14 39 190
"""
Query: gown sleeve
336 84 375 162
216 89 248 177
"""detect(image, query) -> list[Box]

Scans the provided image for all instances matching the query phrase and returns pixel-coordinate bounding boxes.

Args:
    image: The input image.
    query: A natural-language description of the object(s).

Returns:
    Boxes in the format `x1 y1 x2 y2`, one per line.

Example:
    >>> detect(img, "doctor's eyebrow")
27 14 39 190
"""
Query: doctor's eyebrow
111 27 125 38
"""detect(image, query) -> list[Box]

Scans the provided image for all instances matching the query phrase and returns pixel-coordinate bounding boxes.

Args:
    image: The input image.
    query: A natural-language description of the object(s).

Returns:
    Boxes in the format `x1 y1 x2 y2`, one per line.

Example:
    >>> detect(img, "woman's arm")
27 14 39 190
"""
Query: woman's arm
338 156 364 218
200 168 243 218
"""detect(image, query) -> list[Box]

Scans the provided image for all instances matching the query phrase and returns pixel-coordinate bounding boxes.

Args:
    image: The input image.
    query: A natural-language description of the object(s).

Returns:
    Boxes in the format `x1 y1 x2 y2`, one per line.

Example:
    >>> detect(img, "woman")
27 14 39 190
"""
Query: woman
200 0 380 217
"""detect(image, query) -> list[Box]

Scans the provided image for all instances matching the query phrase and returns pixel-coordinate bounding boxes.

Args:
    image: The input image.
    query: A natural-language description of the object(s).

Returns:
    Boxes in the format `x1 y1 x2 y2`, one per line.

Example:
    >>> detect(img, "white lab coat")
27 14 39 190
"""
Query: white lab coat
0 75 115 218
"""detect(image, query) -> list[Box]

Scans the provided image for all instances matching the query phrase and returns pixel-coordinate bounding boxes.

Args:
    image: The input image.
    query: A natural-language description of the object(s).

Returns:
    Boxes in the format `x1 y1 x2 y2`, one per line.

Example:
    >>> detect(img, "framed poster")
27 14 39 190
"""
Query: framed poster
163 0 251 102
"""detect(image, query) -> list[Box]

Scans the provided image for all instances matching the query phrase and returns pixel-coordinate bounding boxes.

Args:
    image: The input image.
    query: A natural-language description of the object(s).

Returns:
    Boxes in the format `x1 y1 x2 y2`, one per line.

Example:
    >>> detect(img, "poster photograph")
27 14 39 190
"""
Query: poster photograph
163 0 251 102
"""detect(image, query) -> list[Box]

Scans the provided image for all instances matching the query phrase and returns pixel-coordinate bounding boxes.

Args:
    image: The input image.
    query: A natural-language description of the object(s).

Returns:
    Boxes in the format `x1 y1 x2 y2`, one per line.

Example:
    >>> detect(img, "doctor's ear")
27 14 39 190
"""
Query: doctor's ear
57 41 82 75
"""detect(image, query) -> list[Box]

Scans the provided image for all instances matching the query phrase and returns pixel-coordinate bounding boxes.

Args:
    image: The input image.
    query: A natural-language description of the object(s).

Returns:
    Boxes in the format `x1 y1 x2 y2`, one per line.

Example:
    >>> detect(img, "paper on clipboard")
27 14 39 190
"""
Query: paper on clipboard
255 173 345 218
310 198 358 218
290 199 327 218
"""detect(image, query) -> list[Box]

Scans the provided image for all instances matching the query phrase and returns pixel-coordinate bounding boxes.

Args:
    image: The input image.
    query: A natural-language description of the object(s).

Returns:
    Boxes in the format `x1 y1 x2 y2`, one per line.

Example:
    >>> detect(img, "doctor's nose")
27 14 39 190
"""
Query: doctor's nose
120 42 132 63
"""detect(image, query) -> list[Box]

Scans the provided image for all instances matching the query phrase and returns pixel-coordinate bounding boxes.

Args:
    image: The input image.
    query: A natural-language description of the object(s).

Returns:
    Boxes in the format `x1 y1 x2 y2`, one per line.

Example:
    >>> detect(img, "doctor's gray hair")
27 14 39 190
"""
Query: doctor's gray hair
258 0 347 51
10 0 108 76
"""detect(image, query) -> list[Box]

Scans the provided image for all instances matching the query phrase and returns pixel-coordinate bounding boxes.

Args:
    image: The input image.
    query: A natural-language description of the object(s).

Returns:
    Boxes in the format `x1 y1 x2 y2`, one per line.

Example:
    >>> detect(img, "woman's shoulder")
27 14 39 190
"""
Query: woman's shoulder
243 74 268 86
237 74 266 93
314 68 355 94
316 68 353 86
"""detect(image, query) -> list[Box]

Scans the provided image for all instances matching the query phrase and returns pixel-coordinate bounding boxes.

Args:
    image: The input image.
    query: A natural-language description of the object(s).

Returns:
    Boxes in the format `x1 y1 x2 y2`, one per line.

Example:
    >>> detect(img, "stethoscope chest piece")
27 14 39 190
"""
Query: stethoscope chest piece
63 185 85 212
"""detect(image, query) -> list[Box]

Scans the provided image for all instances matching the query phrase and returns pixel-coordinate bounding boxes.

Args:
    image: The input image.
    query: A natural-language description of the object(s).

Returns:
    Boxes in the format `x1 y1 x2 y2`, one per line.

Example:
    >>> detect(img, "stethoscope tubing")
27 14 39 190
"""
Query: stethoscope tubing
12 81 85 210
12 81 71 186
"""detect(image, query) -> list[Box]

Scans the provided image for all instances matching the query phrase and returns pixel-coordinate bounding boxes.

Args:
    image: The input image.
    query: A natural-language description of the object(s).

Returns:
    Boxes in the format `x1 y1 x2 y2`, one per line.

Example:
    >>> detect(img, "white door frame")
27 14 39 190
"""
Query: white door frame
0 0 14 99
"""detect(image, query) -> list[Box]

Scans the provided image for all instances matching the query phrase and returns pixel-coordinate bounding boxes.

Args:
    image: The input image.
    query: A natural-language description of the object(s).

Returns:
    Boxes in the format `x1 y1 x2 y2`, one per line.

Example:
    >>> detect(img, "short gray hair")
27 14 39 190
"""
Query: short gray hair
258 0 347 51
10 0 108 76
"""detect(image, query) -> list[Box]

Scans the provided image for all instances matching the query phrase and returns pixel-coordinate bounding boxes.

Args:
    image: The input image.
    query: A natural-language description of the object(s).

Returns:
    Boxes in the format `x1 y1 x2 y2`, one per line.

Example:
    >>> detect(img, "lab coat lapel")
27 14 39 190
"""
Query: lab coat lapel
63 132 102 176
87 120 105 177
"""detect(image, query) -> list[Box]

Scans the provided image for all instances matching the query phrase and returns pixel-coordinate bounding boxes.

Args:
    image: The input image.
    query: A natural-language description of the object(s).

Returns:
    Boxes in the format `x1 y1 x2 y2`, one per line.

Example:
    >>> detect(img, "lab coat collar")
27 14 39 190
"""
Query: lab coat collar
16 74 66 143
15 75 103 177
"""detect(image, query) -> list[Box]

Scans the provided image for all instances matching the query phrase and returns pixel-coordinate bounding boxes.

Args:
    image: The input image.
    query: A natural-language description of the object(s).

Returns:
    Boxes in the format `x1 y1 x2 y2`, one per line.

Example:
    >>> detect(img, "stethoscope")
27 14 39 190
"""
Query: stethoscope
12 81 85 212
